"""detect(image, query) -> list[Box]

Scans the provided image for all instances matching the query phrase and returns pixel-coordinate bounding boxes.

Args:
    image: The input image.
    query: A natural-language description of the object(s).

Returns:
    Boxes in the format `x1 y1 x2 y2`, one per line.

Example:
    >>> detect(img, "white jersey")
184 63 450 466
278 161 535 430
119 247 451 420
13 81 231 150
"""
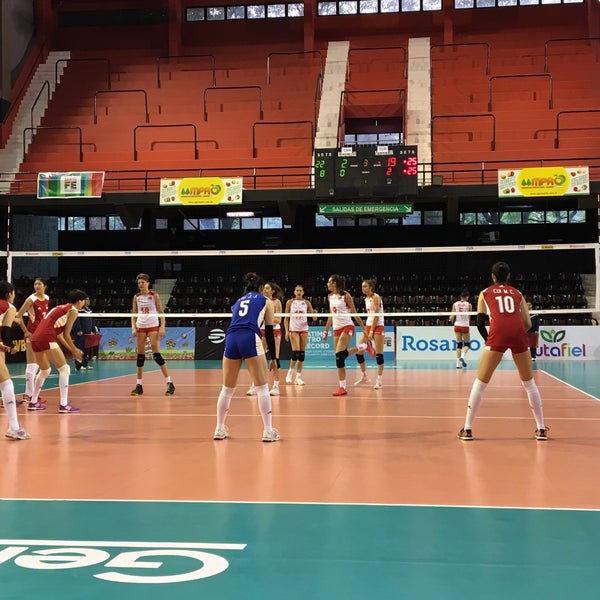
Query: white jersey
328 292 353 330
289 299 309 332
135 291 160 328
365 293 384 327
452 300 471 327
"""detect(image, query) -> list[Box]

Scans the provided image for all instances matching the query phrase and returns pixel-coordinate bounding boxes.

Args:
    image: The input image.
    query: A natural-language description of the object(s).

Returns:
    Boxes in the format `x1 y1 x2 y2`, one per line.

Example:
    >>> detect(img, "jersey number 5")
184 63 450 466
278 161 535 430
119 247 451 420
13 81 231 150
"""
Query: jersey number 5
238 299 250 316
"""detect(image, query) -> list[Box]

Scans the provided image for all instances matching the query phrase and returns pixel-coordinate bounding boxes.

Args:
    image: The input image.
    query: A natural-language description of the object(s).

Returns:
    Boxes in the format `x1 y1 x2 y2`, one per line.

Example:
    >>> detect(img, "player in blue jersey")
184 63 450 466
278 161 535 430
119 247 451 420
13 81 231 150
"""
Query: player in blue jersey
213 272 280 442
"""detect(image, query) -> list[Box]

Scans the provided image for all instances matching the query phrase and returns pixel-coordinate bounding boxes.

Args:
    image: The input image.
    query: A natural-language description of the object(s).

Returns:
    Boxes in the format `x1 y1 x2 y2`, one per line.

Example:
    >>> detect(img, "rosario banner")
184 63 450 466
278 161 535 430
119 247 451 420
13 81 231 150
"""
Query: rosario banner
37 172 105 199
160 177 243 205
498 166 589 197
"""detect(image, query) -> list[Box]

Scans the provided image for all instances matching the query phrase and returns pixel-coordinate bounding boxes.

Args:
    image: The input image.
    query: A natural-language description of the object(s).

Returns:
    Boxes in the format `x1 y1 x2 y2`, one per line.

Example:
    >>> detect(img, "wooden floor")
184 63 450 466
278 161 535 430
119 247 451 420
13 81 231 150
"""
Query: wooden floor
2 360 600 598
4 361 600 509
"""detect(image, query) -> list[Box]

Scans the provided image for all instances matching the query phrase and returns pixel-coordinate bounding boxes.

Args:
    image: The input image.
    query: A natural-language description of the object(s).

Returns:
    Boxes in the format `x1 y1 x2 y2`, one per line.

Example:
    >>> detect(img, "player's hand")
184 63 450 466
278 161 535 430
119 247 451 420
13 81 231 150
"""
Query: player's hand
269 359 277 371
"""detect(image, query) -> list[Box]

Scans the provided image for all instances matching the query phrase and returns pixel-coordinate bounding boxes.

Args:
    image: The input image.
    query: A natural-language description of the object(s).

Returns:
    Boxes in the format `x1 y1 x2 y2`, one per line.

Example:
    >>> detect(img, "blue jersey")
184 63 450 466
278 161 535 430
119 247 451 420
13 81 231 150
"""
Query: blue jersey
228 292 267 336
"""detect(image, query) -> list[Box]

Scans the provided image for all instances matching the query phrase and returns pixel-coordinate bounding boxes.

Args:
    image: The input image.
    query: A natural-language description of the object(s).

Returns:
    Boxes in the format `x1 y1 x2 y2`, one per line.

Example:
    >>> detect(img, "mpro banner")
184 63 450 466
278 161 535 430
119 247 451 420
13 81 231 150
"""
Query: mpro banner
160 178 243 205
498 166 589 197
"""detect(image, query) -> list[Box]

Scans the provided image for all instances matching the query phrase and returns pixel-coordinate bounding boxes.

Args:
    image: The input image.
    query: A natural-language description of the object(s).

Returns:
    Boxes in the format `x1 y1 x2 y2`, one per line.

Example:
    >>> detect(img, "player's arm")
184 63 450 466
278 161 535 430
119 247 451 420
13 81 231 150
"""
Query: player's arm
263 298 277 365
154 293 167 331
273 299 282 325
60 309 83 358
1 305 17 353
15 298 32 335
131 297 138 334
284 299 292 338
347 292 366 329
520 297 532 331
306 300 318 321
476 292 488 340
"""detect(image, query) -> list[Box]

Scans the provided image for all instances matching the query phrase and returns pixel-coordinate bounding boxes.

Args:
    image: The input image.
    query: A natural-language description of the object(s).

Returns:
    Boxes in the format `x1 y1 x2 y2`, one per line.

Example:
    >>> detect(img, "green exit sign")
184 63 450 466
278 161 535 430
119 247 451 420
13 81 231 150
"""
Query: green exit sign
318 203 413 216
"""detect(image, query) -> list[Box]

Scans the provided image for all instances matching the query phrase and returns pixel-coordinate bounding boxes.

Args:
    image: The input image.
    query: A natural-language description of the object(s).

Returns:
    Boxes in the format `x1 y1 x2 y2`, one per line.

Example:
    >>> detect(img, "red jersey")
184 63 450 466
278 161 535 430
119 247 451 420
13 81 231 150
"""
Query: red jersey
482 284 528 352
31 303 76 343
25 293 50 334
0 299 13 325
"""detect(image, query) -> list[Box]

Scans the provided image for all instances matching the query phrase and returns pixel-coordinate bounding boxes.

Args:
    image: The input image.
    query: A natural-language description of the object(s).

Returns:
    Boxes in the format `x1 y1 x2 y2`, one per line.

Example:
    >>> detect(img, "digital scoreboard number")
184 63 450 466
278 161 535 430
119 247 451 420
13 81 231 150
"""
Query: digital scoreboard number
314 145 418 199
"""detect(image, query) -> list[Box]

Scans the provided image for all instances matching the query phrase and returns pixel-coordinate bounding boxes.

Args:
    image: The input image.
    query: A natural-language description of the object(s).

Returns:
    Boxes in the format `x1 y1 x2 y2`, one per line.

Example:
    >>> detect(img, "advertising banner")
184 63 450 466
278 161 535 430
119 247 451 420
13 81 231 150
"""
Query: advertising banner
37 172 105 198
98 327 195 360
498 166 589 197
160 177 243 205
395 326 599 361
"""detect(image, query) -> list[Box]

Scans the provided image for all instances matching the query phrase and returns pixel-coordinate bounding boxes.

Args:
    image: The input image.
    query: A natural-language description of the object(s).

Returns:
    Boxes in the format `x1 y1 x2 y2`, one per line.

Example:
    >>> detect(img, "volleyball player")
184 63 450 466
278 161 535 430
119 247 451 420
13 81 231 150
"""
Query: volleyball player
15 277 49 404
265 282 283 396
213 272 280 442
355 279 383 389
322 274 369 396
130 273 175 396
284 284 317 385
450 289 472 369
0 281 31 439
458 261 548 441
28 289 88 413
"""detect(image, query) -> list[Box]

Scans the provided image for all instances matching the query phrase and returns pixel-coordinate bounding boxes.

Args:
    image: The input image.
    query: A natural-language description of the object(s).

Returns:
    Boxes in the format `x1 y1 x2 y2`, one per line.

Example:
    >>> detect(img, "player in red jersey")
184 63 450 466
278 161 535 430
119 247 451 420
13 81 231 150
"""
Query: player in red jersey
27 289 88 413
0 281 31 440
15 277 50 404
458 262 548 441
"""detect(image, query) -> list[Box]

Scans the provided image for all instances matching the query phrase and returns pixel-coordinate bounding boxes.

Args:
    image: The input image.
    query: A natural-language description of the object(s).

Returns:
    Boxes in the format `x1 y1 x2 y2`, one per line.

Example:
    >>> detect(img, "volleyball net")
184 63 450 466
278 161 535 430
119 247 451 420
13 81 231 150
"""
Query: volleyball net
5 243 599 363
8 243 599 320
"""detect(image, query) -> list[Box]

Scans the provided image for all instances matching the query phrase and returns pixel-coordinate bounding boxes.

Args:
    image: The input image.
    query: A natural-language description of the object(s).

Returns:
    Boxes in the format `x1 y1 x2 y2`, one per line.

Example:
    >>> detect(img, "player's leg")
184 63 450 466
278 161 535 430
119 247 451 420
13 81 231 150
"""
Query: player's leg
513 350 547 438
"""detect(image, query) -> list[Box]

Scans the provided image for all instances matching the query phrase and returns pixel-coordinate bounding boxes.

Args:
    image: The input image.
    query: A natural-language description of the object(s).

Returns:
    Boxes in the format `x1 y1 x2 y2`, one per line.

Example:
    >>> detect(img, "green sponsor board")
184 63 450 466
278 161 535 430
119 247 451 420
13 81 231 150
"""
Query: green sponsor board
318 203 413 216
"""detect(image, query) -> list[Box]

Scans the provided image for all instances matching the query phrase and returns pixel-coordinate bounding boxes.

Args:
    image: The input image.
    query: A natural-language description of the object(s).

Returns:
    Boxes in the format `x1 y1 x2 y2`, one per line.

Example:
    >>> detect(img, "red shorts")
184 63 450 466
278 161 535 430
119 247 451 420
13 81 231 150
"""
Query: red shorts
365 325 384 335
31 338 58 353
137 326 159 334
486 329 529 355
260 329 282 338
333 325 355 337
454 326 469 334
289 329 308 334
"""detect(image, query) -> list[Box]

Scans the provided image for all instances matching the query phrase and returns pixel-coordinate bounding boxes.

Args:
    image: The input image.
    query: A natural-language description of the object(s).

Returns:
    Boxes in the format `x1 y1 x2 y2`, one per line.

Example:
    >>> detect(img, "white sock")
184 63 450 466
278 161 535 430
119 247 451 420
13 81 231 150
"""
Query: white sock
216 386 235 429
1 379 20 430
32 368 51 403
256 383 272 430
339 379 346 389
25 363 39 397
464 379 488 429
522 378 545 429
58 364 70 406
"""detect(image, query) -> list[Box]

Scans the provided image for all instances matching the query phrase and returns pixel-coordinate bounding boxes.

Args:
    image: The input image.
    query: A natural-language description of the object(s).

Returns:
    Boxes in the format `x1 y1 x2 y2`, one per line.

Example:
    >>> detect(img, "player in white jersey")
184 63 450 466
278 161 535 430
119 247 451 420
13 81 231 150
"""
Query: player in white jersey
322 274 369 396
130 273 175 397
355 279 384 389
450 289 472 369
284 284 317 385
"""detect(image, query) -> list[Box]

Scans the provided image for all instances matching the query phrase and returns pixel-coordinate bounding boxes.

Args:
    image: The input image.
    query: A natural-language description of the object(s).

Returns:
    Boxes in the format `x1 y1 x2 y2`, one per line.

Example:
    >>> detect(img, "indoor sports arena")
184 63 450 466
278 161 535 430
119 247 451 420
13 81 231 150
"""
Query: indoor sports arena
1 1 599 598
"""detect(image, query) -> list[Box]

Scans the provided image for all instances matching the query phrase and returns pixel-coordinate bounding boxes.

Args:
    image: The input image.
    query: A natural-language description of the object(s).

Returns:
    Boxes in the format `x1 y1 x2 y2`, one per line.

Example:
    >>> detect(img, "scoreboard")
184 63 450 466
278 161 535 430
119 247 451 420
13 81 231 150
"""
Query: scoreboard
314 145 418 199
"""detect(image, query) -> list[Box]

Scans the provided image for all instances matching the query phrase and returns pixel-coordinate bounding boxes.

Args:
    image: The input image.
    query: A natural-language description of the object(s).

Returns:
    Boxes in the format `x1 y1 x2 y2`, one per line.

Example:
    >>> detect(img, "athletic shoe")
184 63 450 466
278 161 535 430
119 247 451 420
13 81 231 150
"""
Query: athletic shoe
535 428 549 441
269 387 280 396
365 340 376 358
456 362 462 369
458 428 473 441
262 428 281 442
5 427 31 440
246 386 256 396
353 374 369 385
130 384 144 396
27 402 46 411
295 376 305 386
84 365 93 370
460 357 467 368
22 394 45 404
213 426 228 440
165 382 175 396
373 381 383 389
332 387 348 396
59 404 80 413
285 371 294 384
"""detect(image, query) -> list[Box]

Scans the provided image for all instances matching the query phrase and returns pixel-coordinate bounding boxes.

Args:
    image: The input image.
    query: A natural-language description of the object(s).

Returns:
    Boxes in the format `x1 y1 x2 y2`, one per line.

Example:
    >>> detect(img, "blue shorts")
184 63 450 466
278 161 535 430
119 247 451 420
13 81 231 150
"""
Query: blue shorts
224 330 265 360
